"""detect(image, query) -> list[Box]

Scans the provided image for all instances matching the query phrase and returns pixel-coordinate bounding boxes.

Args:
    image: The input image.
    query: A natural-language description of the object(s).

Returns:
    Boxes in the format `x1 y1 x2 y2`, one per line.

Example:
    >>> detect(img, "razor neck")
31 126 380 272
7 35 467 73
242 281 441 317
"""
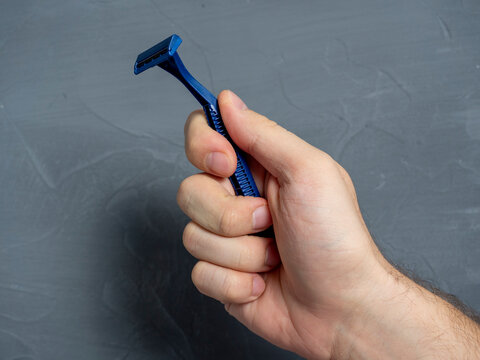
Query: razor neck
159 53 217 107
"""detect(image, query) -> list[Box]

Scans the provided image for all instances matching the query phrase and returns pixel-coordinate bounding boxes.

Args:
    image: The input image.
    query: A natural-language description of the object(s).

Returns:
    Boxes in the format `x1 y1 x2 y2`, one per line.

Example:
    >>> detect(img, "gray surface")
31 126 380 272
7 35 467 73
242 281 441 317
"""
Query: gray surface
1 0 479 359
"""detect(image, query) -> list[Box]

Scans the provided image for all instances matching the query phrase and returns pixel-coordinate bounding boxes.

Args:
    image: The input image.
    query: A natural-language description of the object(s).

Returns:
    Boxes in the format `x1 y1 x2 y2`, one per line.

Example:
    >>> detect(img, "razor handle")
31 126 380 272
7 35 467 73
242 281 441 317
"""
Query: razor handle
205 104 274 238
203 104 260 198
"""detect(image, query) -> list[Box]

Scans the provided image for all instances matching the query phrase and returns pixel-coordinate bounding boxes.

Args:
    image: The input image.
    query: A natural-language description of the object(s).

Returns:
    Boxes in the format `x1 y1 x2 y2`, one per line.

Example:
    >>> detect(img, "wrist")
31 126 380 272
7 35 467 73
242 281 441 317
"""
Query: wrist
331 264 416 359
331 262 480 360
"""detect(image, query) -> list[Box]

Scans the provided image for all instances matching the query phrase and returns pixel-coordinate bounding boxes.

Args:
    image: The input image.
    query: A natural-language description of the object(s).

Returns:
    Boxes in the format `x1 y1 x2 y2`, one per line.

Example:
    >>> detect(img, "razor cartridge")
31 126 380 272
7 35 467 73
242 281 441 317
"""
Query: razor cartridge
134 34 261 198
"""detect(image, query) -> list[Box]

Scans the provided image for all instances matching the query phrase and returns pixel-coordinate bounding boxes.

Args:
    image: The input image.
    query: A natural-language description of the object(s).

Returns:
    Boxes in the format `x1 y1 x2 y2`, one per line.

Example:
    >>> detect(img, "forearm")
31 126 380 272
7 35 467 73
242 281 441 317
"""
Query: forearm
332 266 480 360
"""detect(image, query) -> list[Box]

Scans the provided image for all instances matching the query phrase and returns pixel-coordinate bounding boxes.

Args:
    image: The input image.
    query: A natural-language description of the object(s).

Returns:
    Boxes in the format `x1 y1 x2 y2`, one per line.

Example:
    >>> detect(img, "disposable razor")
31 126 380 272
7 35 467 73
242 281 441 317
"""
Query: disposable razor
134 34 260 198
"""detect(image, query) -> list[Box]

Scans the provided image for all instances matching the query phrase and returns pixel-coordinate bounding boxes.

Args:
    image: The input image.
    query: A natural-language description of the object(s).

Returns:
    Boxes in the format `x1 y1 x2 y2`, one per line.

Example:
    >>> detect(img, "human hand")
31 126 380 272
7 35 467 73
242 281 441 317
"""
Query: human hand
176 90 393 359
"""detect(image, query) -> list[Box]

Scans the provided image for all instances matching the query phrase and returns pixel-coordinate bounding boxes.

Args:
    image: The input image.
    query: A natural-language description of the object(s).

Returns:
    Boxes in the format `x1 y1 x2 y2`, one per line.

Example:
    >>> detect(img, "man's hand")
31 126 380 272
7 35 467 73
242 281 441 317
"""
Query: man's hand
177 90 480 359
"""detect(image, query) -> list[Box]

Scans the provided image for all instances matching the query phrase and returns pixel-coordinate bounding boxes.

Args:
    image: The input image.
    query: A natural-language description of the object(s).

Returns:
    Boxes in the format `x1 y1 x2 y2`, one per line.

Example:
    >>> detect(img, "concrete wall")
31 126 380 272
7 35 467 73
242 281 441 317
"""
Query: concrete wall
1 1 479 358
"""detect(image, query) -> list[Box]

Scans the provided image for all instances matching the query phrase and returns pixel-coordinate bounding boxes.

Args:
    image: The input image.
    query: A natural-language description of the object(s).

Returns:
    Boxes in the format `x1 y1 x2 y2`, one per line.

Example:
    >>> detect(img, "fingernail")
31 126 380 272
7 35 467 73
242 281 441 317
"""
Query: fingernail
265 242 280 267
252 206 271 230
206 152 230 173
252 275 265 297
229 91 248 111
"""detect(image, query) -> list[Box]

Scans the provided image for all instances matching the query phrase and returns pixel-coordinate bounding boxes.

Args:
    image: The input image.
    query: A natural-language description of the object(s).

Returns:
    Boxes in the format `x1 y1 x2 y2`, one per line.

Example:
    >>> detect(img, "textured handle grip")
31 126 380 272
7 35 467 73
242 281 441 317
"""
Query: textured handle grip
203 104 260 197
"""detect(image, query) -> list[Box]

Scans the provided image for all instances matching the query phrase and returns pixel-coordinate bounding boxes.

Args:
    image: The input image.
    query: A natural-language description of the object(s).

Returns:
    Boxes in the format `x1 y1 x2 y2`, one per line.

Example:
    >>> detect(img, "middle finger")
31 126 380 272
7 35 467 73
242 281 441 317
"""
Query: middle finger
177 173 272 237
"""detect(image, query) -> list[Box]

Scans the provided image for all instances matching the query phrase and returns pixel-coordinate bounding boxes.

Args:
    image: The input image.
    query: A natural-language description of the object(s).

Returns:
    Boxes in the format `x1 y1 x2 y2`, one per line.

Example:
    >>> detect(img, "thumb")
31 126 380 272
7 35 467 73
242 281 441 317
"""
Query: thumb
218 90 320 182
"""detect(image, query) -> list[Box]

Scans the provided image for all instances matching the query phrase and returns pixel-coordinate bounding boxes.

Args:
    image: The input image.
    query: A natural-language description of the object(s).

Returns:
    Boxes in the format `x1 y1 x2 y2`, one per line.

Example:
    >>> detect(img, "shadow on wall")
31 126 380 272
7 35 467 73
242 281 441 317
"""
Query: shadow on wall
100 182 197 359
98 182 271 360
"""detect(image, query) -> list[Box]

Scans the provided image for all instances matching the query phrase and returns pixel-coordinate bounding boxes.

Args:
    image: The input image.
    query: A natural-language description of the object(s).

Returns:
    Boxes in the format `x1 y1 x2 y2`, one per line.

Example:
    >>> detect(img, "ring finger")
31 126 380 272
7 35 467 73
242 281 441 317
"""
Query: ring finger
183 222 280 273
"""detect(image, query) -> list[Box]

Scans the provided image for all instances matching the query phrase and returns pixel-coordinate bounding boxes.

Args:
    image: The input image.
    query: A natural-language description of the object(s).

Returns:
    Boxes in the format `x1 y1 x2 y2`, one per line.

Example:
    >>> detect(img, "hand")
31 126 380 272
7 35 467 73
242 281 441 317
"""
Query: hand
177 90 480 359
177 90 388 358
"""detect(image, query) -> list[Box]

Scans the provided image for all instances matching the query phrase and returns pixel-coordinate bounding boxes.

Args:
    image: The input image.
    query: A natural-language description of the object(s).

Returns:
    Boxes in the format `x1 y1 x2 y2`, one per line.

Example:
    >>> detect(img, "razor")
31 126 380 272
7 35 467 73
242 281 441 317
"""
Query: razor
134 34 260 198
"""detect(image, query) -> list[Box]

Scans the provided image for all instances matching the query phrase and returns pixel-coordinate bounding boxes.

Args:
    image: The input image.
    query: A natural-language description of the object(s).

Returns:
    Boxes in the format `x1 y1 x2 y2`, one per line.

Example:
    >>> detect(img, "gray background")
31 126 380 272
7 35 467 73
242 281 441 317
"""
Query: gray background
1 0 479 359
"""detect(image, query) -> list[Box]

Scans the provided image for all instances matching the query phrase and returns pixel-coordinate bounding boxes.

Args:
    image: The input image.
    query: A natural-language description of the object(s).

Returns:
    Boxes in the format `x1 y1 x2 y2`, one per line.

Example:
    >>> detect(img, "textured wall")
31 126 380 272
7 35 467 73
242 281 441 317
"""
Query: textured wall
1 0 479 359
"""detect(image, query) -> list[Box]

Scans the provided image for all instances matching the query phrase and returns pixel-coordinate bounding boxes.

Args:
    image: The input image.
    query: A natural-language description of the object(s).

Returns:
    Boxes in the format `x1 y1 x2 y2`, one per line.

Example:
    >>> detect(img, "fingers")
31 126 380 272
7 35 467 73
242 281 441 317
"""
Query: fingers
184 110 237 177
184 109 267 195
177 173 272 237
218 90 331 183
191 261 266 304
183 222 280 273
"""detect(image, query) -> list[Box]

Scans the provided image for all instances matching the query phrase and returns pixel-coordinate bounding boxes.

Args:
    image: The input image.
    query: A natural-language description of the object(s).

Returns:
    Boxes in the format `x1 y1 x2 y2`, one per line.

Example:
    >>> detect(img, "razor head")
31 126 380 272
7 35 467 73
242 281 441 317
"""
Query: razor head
134 34 182 75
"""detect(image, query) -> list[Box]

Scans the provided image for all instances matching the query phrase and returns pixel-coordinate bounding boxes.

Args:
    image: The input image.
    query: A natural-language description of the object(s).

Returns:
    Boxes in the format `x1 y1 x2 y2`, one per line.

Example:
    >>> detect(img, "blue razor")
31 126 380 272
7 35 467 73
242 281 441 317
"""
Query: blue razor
134 34 261 198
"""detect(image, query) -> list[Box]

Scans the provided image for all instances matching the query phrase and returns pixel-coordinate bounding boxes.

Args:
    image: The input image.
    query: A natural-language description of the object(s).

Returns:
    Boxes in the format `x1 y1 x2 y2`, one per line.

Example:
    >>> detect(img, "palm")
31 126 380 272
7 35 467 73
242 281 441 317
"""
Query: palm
228 163 375 356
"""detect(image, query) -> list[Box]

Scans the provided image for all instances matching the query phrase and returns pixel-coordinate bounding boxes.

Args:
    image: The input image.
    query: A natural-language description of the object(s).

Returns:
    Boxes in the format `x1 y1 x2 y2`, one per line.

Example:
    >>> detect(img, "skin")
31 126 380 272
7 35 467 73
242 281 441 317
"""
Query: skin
177 90 480 359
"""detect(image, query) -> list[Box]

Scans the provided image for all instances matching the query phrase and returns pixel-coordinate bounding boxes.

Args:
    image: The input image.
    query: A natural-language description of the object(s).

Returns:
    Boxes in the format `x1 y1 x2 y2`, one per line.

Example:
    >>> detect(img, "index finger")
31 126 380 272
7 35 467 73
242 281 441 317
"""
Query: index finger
184 110 268 197
184 110 237 177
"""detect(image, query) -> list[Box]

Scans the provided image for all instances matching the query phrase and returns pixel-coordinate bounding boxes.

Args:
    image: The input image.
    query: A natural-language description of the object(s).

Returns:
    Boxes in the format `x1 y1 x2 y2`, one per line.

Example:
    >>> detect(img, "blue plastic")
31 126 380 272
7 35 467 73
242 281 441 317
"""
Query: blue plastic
134 34 260 198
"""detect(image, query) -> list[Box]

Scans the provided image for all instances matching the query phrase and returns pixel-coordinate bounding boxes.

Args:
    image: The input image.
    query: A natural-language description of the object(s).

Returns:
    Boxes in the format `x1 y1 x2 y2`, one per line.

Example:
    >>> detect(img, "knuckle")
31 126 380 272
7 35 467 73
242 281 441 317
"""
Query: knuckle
315 152 336 173
184 109 205 136
337 164 358 200
221 272 235 300
185 137 203 166
184 142 197 165
290 149 337 182
337 163 353 183
176 178 188 205
224 302 233 313
176 176 195 211
336 162 355 187
233 248 248 270
182 222 198 254
218 207 239 235
246 130 261 156
191 262 207 289
247 117 278 155
320 151 335 164
314 149 335 167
